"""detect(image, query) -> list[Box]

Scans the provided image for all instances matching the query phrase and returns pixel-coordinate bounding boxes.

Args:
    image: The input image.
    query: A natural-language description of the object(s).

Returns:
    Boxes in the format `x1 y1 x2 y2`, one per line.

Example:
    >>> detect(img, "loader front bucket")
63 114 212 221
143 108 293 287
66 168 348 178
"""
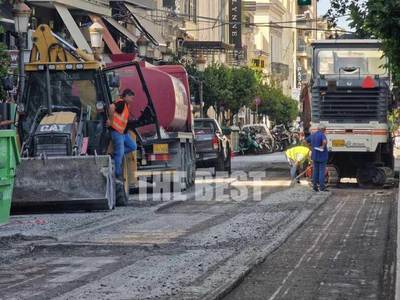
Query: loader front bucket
11 155 115 213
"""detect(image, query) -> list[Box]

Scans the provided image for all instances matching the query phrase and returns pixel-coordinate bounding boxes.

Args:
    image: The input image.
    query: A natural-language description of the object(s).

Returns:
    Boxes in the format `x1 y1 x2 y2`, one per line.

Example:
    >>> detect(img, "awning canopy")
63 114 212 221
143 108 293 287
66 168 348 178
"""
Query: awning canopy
0 1 15 31
54 3 92 53
124 3 166 47
182 41 235 55
103 16 138 43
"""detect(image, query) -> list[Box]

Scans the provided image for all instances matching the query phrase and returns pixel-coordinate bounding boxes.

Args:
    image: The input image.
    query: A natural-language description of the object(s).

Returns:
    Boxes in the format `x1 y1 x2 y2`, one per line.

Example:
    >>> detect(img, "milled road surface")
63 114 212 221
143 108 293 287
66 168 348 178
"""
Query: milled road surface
0 153 397 300
224 187 397 300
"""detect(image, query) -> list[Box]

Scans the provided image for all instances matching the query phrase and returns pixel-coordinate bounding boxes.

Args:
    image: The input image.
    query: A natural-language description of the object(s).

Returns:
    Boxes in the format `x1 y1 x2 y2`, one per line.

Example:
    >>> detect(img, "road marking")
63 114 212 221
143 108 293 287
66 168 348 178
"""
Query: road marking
332 197 366 261
268 196 348 300
0 274 45 291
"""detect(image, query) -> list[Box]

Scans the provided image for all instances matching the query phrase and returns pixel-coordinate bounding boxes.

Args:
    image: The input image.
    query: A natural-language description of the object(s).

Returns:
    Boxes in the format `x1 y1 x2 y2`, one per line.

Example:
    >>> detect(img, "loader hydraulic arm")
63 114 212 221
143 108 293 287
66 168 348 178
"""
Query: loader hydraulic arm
29 24 93 63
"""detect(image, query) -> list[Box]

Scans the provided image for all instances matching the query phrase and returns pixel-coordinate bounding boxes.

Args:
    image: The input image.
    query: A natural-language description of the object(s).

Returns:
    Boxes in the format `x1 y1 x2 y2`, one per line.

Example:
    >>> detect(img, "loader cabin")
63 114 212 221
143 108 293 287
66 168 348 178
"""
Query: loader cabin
18 61 113 156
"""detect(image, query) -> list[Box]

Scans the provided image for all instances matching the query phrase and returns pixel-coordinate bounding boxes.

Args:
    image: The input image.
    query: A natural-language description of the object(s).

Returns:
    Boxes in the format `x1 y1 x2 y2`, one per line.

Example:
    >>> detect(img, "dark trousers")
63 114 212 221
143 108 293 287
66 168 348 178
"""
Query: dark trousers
312 160 327 191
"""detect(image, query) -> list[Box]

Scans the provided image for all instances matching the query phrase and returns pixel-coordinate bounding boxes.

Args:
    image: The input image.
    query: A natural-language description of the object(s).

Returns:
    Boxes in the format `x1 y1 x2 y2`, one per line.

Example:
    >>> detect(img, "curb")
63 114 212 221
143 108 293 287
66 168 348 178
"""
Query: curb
202 191 332 300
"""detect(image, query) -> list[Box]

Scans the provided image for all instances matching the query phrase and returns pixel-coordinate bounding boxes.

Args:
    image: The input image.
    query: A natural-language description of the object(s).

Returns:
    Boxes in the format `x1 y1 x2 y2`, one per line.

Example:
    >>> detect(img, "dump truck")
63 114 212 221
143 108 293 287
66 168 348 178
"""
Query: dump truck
310 39 396 187
12 24 195 213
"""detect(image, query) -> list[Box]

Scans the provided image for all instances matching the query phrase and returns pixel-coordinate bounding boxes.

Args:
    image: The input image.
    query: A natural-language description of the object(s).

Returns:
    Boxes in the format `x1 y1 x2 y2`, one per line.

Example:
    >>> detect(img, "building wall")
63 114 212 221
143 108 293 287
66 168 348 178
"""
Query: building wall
253 0 296 97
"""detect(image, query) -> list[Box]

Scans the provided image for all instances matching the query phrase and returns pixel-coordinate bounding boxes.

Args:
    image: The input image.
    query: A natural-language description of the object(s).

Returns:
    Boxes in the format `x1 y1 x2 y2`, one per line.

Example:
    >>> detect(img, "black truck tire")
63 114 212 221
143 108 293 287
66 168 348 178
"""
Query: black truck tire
215 154 226 173
224 148 232 175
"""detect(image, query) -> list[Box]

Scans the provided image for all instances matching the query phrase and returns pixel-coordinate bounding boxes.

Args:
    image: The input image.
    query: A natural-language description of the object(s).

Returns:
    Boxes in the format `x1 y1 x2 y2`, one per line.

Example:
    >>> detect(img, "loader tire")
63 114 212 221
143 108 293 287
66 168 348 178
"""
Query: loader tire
116 155 130 206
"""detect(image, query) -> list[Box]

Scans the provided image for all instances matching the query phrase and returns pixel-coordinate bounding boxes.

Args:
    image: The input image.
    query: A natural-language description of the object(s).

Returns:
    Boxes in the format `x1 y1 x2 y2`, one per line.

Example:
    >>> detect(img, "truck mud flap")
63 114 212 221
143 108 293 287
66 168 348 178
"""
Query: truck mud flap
11 155 115 213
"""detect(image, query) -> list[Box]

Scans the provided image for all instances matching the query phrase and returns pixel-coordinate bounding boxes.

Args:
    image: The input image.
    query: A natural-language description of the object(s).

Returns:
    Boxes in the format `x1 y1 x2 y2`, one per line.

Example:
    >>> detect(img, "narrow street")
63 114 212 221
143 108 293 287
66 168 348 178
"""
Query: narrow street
0 153 397 300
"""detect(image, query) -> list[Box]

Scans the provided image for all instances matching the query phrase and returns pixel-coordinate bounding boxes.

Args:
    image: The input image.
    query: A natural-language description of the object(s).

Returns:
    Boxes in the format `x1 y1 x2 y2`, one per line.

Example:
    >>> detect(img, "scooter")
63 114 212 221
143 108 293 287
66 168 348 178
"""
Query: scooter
238 131 262 155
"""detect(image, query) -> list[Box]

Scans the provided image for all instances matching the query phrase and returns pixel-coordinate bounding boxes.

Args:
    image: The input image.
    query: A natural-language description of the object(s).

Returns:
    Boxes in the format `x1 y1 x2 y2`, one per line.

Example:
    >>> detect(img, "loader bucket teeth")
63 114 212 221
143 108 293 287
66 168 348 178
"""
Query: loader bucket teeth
11 156 115 213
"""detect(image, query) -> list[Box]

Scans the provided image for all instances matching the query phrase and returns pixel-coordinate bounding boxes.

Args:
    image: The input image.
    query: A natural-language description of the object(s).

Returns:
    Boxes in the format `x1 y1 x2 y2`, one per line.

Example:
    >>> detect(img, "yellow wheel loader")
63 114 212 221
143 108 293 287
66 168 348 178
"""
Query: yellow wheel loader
11 25 165 212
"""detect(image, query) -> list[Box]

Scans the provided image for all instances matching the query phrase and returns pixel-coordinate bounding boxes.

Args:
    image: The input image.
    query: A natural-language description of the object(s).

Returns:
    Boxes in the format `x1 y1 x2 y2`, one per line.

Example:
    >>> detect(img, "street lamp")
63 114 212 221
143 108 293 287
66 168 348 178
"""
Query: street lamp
89 20 104 61
162 49 173 63
196 55 206 73
137 33 149 58
196 55 206 118
13 0 31 102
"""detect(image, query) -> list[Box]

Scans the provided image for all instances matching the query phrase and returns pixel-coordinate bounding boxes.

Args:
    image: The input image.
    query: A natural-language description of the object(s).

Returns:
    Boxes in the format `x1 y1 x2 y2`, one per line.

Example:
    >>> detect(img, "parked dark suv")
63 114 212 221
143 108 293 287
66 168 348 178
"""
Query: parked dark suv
194 118 231 174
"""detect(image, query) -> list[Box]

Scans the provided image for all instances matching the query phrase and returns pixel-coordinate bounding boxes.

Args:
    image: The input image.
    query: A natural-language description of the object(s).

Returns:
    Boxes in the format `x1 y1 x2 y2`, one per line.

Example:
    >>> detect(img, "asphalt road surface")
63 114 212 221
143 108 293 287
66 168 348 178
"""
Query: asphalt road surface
0 153 397 300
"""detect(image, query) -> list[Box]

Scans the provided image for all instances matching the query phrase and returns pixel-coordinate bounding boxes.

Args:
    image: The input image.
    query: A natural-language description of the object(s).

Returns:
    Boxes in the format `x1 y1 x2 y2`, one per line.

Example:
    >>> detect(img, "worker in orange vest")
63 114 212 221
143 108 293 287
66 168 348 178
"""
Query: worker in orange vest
107 88 137 183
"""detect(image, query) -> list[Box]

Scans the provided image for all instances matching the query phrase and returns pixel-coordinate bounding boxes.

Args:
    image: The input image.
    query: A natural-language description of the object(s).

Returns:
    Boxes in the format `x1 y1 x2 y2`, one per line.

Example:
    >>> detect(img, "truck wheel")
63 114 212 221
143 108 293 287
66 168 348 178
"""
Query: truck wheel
186 146 196 187
215 155 225 173
116 155 130 206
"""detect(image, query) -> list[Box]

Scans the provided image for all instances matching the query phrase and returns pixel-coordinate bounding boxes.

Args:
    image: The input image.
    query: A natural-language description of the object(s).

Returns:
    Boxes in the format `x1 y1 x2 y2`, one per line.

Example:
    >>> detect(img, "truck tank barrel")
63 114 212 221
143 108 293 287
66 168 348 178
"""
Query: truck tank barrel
113 65 189 136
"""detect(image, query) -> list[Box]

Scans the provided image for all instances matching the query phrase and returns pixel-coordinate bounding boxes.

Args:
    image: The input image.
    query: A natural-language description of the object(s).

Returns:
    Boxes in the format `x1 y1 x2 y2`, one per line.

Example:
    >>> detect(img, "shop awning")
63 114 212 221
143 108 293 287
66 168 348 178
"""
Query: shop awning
88 14 122 55
103 16 138 43
0 1 15 31
54 3 92 54
124 3 166 47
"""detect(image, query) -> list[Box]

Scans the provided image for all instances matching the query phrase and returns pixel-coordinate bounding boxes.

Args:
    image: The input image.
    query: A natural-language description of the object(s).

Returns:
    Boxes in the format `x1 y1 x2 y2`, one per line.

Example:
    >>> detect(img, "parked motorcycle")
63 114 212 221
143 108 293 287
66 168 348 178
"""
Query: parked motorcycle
238 130 262 155
272 124 292 151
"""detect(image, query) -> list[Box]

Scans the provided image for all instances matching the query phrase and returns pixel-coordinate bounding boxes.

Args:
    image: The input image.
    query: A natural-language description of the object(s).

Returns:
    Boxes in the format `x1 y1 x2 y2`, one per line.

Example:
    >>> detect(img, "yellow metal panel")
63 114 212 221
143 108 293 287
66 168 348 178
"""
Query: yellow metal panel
129 132 138 185
40 112 76 125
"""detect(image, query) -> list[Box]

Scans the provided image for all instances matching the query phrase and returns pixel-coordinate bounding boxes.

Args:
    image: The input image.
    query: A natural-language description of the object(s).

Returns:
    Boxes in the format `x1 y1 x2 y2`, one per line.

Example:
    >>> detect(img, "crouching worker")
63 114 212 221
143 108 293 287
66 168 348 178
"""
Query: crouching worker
107 88 137 183
285 145 311 183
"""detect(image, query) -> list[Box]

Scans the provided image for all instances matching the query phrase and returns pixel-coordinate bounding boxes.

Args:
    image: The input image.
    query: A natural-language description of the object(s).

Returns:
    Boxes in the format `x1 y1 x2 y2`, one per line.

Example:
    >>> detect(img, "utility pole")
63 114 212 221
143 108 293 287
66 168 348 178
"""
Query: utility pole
18 34 25 102
199 81 204 118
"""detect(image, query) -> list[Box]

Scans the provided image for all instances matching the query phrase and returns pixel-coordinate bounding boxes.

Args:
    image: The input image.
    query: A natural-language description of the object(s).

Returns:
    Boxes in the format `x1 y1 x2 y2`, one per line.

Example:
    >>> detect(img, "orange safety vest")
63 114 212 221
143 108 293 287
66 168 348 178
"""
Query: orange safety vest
111 98 129 134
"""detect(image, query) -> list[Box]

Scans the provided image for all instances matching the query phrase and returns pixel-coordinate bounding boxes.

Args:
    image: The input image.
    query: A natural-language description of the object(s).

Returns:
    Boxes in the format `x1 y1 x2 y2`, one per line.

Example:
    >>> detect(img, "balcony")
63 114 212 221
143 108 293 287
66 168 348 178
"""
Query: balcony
271 62 289 80
296 38 312 57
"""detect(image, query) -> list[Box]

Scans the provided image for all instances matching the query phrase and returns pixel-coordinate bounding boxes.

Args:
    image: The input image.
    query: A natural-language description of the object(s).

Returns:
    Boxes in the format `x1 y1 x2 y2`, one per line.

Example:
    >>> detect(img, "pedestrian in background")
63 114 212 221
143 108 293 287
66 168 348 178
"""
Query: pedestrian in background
306 124 328 192
0 115 14 129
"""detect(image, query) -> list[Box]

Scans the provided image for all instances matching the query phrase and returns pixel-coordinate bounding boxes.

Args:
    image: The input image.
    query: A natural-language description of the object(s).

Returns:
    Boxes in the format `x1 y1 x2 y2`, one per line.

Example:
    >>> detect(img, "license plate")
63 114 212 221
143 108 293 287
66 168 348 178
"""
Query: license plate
153 144 168 154
332 140 345 147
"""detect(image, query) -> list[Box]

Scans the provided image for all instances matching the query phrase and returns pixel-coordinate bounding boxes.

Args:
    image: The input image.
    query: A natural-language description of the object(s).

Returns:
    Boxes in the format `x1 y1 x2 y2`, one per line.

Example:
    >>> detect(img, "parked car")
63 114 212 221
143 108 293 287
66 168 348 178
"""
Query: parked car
242 124 275 153
194 118 232 173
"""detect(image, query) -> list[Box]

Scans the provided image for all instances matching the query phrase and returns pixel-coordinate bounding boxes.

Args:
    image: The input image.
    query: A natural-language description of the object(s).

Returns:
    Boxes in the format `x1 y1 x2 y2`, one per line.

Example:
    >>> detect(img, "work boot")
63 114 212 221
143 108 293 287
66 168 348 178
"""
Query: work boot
115 174 124 186
313 187 319 192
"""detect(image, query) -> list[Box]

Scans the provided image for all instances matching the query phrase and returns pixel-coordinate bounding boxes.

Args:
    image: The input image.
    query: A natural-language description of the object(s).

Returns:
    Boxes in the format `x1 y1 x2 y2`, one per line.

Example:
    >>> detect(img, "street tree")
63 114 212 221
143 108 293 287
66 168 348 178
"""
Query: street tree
222 67 258 125
255 82 298 125
201 63 232 118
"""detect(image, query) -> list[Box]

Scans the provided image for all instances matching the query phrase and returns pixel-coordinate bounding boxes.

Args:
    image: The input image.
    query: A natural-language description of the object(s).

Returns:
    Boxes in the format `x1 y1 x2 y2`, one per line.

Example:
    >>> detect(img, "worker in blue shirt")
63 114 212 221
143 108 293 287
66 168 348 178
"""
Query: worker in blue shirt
306 124 328 192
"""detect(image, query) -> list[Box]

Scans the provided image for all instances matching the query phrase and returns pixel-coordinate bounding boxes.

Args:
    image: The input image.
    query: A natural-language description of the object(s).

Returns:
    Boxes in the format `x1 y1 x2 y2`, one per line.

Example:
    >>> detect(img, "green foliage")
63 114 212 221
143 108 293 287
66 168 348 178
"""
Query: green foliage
325 0 400 83
165 50 298 125
255 82 299 125
201 63 232 118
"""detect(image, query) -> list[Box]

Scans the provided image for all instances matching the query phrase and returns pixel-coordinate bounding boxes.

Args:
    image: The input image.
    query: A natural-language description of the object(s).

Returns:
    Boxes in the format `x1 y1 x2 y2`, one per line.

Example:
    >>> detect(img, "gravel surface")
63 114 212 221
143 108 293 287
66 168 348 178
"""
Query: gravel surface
0 153 334 300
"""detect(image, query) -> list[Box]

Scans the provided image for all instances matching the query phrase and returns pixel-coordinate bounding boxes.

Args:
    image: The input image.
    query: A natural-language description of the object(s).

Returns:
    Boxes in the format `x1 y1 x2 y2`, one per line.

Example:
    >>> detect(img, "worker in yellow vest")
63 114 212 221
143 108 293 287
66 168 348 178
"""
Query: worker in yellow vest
285 145 311 182
107 88 137 183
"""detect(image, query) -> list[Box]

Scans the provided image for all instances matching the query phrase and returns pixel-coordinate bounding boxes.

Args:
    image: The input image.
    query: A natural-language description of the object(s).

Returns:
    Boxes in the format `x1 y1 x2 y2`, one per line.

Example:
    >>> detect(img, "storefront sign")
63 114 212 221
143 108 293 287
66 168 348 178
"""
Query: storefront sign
229 0 242 49
296 66 302 89
8 50 19 69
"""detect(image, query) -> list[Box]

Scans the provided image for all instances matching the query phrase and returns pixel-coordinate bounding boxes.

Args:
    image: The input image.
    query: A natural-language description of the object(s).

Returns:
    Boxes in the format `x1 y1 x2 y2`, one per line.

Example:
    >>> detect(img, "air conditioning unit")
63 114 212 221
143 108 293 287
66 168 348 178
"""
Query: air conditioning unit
23 29 35 51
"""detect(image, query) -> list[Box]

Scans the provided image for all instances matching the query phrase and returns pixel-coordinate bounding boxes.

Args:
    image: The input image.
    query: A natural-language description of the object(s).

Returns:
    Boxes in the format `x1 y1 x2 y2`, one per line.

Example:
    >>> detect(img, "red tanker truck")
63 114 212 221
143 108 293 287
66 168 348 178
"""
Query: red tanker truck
107 59 196 190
